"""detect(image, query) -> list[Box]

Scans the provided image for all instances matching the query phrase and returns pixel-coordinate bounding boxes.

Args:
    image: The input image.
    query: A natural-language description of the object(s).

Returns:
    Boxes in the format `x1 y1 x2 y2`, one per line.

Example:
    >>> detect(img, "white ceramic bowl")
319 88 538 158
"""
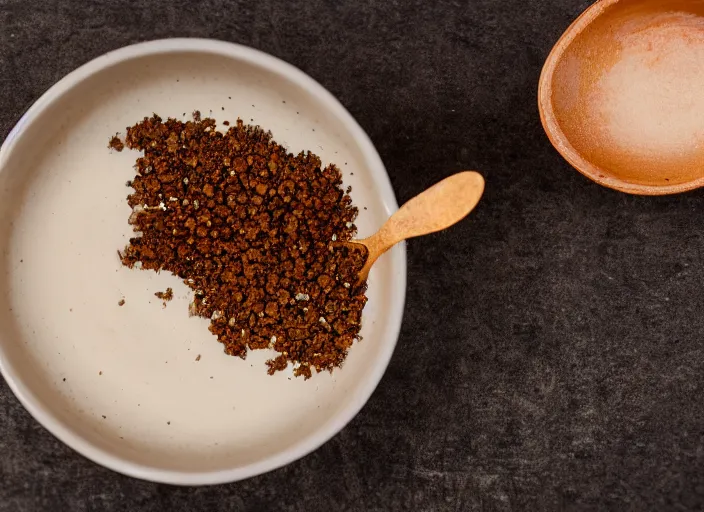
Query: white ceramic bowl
0 39 406 485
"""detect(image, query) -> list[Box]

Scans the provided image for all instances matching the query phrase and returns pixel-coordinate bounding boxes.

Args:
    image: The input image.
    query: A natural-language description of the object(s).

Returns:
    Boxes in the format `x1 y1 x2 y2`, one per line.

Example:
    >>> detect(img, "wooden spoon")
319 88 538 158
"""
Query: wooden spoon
344 171 484 282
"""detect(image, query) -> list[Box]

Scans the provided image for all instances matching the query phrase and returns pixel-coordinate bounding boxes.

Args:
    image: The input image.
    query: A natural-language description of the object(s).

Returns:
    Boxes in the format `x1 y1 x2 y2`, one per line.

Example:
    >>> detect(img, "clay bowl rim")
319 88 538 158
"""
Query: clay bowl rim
538 0 704 196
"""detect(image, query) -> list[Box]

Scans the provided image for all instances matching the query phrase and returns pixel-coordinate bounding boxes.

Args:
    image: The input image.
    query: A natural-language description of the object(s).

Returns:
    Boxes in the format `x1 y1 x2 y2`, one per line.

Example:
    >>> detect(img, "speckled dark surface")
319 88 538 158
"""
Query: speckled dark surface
2 0 704 510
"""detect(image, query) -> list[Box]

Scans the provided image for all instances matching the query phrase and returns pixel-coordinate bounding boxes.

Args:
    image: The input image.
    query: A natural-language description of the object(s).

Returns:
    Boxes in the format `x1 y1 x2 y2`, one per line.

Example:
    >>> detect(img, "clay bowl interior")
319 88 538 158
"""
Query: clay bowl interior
0 40 406 484
539 0 704 194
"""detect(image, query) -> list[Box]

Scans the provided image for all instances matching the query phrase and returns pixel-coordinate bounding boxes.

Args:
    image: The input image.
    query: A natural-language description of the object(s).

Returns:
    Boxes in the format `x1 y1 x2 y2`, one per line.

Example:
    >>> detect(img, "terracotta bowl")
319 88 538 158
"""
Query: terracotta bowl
539 0 704 195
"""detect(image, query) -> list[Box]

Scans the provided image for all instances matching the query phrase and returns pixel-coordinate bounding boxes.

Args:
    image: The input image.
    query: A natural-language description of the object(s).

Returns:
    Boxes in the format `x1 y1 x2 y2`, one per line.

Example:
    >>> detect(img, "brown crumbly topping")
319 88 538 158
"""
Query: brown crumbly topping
115 114 367 378
118 299 125 306
108 135 124 152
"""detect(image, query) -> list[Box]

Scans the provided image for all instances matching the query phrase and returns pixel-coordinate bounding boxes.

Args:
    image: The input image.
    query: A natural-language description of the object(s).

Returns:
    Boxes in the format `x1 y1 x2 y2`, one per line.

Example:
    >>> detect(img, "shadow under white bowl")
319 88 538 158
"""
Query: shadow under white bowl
0 39 406 485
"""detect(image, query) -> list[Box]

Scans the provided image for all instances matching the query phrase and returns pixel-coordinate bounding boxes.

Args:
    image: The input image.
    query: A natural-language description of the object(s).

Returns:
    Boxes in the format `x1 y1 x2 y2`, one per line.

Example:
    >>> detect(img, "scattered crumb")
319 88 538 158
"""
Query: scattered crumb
192 110 201 122
223 120 230 126
155 288 173 302
102 415 106 419
99 371 102 375
196 354 201 361
167 421 171 425
108 135 124 152
62 378 66 382
118 299 125 306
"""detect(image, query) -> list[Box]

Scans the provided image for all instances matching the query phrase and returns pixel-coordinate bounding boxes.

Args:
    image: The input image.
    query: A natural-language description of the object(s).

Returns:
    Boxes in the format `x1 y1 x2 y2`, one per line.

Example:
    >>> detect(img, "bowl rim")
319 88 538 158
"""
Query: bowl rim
537 0 704 196
0 38 407 485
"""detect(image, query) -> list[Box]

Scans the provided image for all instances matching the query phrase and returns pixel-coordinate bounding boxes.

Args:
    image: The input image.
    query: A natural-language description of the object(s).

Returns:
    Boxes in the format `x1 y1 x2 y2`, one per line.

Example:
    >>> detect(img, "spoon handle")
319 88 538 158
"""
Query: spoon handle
369 171 485 254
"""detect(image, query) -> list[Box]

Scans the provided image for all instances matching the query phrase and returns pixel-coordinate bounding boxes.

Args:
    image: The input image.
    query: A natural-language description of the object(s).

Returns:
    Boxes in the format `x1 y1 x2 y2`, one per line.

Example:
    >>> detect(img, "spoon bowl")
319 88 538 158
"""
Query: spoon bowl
539 0 704 195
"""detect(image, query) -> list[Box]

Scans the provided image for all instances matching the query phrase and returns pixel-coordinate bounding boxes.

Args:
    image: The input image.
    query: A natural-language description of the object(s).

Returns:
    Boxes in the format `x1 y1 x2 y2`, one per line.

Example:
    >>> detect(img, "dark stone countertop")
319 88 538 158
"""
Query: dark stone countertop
2 0 704 510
